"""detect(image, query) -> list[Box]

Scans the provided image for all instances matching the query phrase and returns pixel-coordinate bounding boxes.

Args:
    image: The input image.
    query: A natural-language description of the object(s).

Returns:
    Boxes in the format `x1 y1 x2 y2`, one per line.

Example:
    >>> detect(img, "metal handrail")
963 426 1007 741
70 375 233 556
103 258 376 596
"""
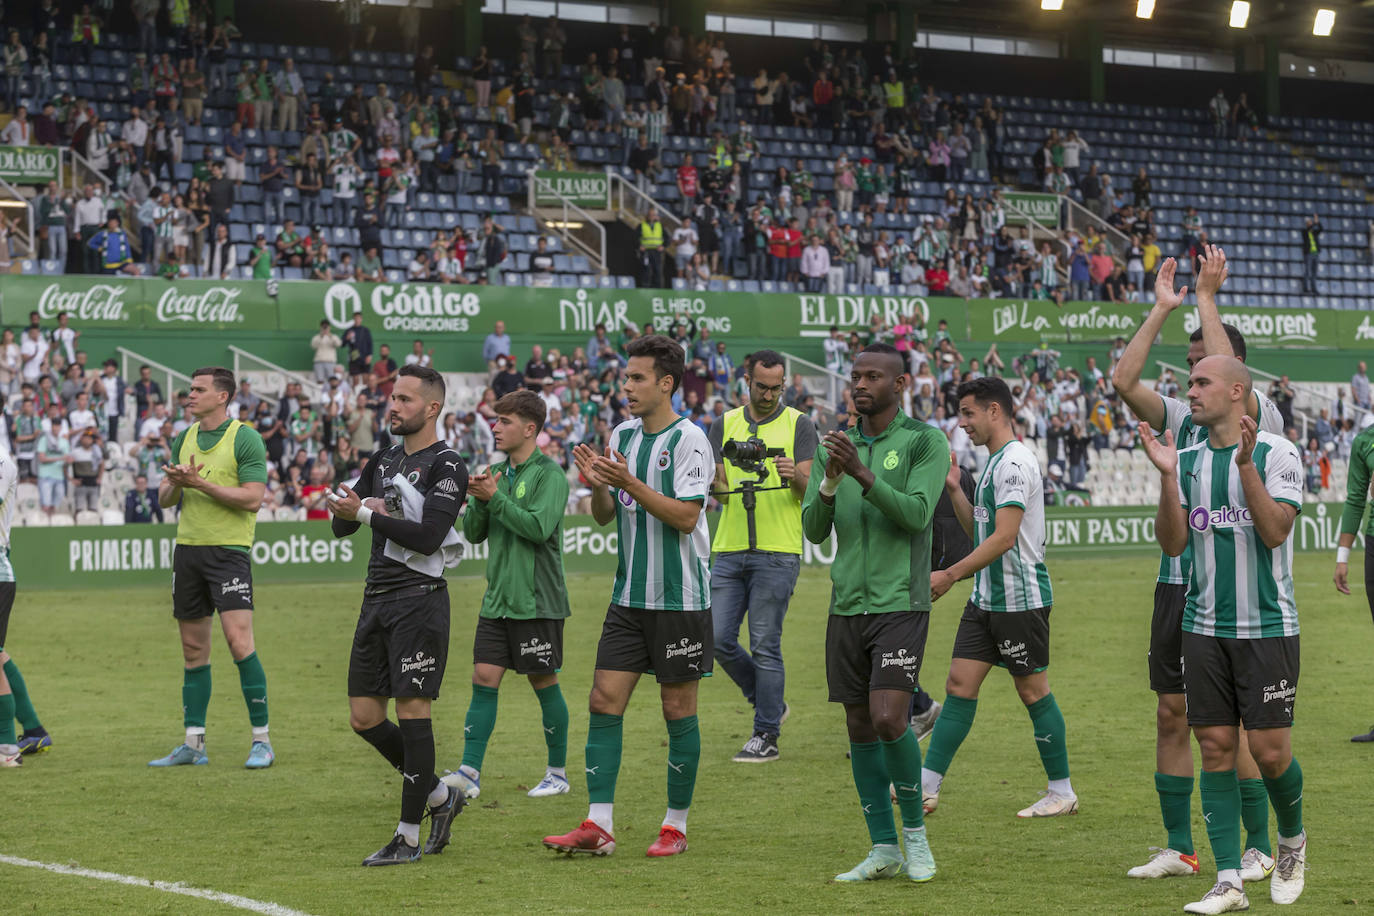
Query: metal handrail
1062 194 1130 264
779 349 845 413
1002 197 1071 284
117 347 193 407
608 171 682 232
0 175 35 258
228 345 317 405
525 170 607 273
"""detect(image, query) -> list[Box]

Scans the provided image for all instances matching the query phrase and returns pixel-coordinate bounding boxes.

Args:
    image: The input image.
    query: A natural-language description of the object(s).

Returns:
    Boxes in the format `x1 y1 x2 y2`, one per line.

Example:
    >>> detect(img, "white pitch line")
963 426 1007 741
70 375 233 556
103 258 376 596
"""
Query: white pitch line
0 853 318 916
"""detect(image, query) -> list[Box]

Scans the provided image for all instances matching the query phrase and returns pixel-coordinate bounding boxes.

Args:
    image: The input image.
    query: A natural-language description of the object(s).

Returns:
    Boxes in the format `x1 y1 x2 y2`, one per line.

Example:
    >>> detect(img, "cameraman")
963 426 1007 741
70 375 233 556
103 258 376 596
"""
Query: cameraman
709 350 817 763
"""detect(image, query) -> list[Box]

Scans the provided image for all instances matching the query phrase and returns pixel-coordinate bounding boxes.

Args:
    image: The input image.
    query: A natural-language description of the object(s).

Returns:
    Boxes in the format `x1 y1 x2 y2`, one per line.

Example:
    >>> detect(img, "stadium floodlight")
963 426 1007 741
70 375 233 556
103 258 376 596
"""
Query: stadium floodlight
1136 0 1155 18
1229 0 1250 28
1040 0 1064 10
1313 8 1335 36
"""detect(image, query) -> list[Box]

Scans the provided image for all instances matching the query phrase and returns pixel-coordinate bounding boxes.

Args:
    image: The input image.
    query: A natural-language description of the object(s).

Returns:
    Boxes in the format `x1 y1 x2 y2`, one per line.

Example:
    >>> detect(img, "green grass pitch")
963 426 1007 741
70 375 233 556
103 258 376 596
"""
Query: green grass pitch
1 551 1369 914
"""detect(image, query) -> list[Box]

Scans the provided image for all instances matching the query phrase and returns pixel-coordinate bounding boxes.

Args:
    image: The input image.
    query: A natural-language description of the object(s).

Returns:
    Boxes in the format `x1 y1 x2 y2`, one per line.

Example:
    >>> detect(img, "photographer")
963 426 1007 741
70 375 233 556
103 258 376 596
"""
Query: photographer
709 350 817 763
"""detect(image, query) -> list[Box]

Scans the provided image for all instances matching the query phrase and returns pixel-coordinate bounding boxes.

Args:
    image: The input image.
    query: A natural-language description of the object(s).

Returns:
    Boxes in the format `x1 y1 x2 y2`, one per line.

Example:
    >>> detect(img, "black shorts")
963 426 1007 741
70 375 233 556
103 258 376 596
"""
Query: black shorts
0 581 15 647
348 586 451 699
951 600 1052 676
1149 582 1188 694
1182 631 1300 729
172 545 255 620
594 603 713 683
825 611 929 705
473 616 564 675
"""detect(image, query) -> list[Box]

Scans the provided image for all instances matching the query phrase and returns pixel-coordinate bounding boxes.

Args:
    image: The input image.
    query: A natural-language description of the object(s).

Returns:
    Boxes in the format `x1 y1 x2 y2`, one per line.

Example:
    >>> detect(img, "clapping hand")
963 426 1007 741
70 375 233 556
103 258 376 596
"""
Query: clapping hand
1139 423 1177 475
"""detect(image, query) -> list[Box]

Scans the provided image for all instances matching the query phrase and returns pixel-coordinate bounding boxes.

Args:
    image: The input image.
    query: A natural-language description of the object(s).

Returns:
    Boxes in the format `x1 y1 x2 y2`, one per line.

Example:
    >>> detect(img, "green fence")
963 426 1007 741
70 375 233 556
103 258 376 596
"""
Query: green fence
13 504 1351 591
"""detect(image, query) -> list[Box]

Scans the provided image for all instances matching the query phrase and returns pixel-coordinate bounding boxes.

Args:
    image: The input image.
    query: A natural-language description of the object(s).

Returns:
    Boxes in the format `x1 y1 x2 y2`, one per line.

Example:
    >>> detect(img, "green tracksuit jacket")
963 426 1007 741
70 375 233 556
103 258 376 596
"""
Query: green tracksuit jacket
462 451 571 620
1340 424 1374 538
801 412 950 615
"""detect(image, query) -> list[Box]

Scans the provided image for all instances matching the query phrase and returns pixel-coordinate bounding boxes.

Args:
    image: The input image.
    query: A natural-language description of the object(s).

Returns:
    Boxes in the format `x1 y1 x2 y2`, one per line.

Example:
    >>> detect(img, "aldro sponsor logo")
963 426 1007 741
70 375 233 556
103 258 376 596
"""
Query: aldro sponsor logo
1188 505 1254 532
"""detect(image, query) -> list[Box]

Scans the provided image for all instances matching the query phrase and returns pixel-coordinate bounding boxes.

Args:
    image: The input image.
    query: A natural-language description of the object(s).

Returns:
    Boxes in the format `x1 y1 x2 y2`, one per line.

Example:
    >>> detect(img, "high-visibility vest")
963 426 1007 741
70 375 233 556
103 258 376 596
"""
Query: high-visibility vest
641 220 663 249
712 405 804 554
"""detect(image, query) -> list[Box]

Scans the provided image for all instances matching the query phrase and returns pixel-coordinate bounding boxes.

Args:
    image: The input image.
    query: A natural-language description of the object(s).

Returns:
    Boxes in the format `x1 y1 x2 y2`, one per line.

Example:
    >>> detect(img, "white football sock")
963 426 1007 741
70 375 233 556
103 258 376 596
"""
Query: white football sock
588 803 614 833
1048 778 1074 797
397 821 421 846
662 807 689 833
185 728 206 752
251 726 270 742
428 781 450 808
920 768 943 796
1218 868 1242 888
548 766 567 779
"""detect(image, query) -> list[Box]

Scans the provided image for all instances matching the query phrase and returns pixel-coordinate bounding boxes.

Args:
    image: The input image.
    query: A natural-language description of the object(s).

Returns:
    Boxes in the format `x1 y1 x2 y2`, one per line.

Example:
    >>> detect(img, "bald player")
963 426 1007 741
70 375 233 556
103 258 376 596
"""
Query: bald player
1113 247 1286 884
1143 355 1307 914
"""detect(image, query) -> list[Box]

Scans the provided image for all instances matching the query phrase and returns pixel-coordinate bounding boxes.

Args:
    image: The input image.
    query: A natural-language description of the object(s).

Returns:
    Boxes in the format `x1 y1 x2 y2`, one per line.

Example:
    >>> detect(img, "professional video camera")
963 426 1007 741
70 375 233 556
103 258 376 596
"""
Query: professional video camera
722 436 785 480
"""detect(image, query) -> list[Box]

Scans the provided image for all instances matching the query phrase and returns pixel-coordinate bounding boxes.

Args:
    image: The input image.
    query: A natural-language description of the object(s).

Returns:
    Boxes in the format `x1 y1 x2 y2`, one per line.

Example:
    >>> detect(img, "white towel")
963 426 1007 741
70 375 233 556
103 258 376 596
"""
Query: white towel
381 474 464 577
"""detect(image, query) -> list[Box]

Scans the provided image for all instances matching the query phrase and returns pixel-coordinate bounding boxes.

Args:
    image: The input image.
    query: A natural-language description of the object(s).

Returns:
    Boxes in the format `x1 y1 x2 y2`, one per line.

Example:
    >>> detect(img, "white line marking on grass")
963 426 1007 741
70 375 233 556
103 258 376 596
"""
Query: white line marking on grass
0 854 318 916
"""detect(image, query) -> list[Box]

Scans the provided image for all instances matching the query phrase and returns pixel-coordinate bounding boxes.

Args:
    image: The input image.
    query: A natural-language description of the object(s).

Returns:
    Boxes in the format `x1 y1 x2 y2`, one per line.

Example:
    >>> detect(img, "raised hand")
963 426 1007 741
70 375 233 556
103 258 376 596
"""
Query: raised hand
1139 422 1177 475
1236 414 1257 467
1153 257 1187 312
1195 244 1229 298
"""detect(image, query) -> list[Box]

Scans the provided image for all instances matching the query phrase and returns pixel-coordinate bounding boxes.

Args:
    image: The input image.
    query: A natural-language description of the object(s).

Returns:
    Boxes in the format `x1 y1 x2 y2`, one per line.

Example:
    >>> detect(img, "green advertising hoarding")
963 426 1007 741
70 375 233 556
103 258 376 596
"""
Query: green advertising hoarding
2 275 1365 352
967 299 1147 344
1002 191 1060 226
0 144 61 184
12 504 1354 591
531 170 608 208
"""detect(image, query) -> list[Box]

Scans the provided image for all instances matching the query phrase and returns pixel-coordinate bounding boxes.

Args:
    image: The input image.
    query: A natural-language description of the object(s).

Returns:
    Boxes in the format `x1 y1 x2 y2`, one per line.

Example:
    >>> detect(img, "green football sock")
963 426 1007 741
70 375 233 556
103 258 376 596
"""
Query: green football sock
849 740 898 846
1155 772 1195 857
923 694 977 776
1026 693 1070 781
585 712 623 804
182 664 211 730
234 652 269 728
0 693 15 745
1200 769 1242 871
460 684 499 771
535 682 568 769
1263 757 1304 840
665 715 700 810
881 728 925 830
3 659 41 732
1239 777 1271 856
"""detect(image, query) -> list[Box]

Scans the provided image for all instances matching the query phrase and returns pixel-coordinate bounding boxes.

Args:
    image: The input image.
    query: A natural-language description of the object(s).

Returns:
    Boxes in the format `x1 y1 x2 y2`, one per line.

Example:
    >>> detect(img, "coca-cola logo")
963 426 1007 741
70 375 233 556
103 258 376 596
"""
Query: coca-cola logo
155 286 243 324
36 283 130 322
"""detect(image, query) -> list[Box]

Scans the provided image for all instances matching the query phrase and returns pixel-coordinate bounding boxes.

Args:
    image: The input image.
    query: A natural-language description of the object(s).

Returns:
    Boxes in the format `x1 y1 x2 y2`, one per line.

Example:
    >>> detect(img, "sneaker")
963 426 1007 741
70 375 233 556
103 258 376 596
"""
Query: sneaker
543 819 616 856
527 772 571 797
0 744 21 768
1183 881 1249 914
148 744 209 767
910 700 943 742
922 790 939 815
423 784 465 855
1239 847 1275 882
244 741 274 769
440 767 481 799
834 844 906 882
1016 790 1079 818
646 826 687 857
1270 835 1306 905
361 833 421 867
1126 847 1200 878
17 732 52 755
732 732 779 763
903 826 936 882
1351 726 1374 743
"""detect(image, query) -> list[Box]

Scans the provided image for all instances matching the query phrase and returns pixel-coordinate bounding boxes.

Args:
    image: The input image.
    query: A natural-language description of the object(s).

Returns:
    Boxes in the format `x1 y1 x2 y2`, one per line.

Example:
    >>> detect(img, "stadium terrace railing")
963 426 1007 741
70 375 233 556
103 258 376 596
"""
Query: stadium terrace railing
526 171 608 274
117 347 195 413
226 345 306 409
1001 197 1072 284
779 349 844 419
1061 195 1130 266
608 171 682 234
0 174 35 259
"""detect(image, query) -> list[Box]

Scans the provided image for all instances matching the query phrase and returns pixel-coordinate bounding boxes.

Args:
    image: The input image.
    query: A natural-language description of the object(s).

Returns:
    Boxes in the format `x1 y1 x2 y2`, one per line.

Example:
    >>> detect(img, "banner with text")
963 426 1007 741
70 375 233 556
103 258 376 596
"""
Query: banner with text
1002 191 1060 227
0 145 61 184
531 170 609 208
12 505 1355 590
3 275 1365 352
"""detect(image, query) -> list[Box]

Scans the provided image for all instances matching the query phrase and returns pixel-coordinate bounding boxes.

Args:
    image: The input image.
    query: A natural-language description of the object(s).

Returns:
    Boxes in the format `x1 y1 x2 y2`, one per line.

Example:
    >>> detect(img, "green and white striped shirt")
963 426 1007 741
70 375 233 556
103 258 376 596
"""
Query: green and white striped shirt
610 416 712 611
1175 432 1302 638
972 440 1052 612
0 455 15 582
1155 391 1284 584
153 204 175 238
